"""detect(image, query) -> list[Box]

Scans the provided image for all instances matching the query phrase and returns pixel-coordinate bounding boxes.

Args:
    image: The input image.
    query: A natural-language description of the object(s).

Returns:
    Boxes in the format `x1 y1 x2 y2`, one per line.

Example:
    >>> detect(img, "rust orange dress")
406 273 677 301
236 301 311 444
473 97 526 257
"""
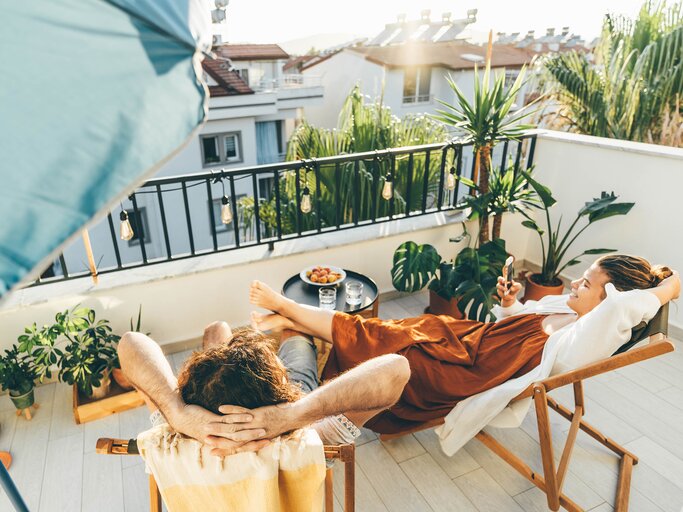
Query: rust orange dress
321 312 549 435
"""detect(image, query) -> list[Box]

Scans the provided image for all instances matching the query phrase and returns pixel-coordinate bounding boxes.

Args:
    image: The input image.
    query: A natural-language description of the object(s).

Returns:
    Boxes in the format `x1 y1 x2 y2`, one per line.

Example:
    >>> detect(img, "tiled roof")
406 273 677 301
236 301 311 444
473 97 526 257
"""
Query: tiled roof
343 41 536 70
215 44 289 61
202 58 253 97
283 55 317 72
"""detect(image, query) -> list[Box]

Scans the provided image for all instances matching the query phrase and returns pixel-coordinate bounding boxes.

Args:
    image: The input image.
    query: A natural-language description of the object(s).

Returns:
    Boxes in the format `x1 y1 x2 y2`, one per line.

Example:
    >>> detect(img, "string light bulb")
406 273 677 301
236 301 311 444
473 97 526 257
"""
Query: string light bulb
119 210 134 241
300 187 312 213
220 195 233 224
382 172 394 200
445 166 456 191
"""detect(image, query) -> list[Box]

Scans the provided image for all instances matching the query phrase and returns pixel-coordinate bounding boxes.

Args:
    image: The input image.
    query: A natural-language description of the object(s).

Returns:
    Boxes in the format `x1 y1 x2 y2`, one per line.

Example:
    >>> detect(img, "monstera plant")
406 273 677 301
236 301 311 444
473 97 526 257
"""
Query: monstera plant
391 224 508 321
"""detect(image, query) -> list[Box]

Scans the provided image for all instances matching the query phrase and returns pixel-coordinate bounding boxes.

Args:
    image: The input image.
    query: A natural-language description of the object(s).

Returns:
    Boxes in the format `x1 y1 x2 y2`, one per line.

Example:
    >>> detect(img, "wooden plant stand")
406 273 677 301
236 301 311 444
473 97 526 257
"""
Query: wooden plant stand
15 403 39 420
73 381 144 424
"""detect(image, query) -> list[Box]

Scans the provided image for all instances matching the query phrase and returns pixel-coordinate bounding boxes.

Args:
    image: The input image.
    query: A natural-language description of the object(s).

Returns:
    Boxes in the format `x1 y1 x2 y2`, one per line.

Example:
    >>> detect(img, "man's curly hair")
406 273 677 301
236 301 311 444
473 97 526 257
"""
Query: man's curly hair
177 328 302 414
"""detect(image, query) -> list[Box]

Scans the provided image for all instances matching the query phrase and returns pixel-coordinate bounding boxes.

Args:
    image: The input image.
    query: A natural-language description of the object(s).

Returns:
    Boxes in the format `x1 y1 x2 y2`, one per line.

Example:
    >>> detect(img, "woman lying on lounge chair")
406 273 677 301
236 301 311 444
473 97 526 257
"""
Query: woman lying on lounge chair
247 254 679 453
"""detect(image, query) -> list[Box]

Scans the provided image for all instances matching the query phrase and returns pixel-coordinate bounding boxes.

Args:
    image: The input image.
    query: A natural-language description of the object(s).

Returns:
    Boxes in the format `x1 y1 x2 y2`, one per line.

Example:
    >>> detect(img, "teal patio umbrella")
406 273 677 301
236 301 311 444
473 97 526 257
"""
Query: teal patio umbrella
0 0 212 299
0 0 212 508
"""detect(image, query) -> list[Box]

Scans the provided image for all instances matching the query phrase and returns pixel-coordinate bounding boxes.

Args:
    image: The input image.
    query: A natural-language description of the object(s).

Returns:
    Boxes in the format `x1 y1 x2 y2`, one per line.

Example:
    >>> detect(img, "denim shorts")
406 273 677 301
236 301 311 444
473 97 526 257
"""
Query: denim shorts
278 336 360 448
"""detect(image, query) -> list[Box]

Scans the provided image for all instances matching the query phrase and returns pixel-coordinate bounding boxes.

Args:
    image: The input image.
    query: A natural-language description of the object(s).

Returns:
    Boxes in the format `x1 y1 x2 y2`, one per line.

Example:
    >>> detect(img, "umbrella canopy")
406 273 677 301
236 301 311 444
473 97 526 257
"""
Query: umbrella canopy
0 0 212 298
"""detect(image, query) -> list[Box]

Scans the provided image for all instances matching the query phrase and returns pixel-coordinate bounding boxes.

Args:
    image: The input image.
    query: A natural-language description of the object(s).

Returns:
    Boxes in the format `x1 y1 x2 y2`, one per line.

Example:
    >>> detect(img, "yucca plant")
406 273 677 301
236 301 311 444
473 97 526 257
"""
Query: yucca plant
541 1 683 146
434 63 538 244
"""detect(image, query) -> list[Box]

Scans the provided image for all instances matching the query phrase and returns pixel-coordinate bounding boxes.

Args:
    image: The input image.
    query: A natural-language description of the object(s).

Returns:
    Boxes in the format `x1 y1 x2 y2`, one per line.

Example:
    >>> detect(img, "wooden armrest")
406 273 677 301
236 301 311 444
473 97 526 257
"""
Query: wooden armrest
323 444 355 463
511 335 674 402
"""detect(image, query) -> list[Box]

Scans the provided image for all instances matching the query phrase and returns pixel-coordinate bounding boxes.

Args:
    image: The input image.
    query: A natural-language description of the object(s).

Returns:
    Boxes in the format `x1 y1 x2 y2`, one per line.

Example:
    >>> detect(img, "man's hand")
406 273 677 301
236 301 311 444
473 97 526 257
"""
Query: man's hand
213 402 297 440
170 403 270 457
497 276 523 307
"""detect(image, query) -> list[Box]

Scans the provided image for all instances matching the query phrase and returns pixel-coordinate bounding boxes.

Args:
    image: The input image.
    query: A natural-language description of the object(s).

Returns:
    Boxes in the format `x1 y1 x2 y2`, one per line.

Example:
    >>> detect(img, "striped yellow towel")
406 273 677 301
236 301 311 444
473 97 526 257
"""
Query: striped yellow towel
138 424 326 512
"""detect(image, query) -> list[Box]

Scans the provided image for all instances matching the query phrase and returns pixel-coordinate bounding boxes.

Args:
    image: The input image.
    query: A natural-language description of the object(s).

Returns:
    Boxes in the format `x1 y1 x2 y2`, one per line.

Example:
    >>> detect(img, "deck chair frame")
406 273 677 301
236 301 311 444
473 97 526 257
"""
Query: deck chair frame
380 308 674 512
96 438 355 512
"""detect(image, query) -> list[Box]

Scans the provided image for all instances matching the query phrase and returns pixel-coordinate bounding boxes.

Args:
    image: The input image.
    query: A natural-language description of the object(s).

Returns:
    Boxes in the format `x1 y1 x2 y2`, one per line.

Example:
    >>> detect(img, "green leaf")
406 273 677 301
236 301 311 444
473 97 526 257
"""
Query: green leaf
391 242 442 293
584 248 616 254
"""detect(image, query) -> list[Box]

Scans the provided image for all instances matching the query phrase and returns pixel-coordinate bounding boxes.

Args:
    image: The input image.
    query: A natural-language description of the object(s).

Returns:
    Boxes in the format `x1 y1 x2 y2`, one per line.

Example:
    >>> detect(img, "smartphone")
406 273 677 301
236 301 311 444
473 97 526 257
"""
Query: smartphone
502 256 515 295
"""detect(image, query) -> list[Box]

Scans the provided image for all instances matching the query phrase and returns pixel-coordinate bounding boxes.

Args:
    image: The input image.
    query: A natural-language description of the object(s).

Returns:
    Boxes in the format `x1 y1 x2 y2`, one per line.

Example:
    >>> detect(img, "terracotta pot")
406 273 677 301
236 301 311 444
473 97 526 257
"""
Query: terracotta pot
90 371 112 400
523 273 565 302
112 367 134 391
426 290 464 319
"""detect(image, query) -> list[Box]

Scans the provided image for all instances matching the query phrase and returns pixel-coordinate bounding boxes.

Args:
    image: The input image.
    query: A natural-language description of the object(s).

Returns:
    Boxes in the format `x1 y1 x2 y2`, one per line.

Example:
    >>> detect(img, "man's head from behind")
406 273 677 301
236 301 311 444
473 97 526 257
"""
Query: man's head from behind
177 328 301 414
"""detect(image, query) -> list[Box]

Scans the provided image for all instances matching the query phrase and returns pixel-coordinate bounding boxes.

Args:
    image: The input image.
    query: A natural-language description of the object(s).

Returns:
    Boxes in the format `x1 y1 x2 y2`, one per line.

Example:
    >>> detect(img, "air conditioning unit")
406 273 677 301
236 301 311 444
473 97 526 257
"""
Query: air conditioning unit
213 34 222 45
211 8 226 23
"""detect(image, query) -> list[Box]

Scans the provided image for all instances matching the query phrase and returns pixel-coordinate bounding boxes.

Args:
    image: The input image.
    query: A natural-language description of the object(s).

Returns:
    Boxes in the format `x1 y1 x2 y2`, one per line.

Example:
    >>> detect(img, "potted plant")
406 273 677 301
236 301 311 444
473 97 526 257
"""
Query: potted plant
0 345 38 418
520 172 635 301
19 306 120 399
392 224 509 322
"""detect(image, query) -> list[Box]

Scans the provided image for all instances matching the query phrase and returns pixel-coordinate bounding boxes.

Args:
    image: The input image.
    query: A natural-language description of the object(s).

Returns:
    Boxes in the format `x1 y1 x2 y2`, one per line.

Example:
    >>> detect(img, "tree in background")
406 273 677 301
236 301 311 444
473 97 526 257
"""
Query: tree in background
541 1 682 146
242 85 448 235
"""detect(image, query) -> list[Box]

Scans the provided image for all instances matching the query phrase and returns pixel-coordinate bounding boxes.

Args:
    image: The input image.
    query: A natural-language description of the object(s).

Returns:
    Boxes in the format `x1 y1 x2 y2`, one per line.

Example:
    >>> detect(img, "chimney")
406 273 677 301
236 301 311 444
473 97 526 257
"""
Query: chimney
546 27 555 36
562 26 570 36
397 13 407 24
527 30 535 37
420 9 431 21
442 12 452 23
467 8 478 20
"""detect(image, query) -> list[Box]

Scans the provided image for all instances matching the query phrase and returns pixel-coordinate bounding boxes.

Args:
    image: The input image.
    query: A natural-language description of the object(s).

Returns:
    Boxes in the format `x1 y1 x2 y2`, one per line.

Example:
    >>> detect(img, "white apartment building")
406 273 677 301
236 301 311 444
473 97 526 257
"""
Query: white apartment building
54 44 323 276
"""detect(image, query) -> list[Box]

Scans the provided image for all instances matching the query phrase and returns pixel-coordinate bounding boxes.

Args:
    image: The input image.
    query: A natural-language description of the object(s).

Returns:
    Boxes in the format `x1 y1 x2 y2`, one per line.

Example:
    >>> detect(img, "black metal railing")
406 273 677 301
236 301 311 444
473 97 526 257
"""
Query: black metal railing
34 134 537 285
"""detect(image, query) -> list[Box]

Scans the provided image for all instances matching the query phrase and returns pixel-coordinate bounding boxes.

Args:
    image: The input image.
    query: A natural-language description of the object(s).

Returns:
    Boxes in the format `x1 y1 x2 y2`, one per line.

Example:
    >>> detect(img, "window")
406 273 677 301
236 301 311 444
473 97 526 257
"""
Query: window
200 132 242 166
237 68 249 85
210 194 246 233
504 70 520 90
403 67 431 103
127 207 150 246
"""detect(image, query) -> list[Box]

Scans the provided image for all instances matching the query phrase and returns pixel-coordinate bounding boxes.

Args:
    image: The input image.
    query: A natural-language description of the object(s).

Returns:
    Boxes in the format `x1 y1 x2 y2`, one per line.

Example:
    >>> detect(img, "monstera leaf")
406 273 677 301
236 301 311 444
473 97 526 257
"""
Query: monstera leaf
451 239 508 322
391 241 441 293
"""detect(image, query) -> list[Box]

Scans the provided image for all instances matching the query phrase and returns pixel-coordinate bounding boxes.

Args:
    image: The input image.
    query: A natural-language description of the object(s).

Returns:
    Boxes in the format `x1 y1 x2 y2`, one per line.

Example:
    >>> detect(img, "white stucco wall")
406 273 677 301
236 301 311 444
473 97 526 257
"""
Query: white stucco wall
528 131 683 328
302 51 385 128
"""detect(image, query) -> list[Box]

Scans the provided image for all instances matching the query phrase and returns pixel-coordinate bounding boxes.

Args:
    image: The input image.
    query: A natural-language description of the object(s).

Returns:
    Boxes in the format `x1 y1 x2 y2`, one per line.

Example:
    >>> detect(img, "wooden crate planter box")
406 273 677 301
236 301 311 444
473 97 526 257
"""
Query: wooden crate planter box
72 381 144 424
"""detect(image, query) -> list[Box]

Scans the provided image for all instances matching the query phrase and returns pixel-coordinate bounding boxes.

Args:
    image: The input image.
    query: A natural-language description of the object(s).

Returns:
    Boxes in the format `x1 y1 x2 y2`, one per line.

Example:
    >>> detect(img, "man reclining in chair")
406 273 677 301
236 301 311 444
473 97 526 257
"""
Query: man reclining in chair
118 322 411 457
241 255 679 455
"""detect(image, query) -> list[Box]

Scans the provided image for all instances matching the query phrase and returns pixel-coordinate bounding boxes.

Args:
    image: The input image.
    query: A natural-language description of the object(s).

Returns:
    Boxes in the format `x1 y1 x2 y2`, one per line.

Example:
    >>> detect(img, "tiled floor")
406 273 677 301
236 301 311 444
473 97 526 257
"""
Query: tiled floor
1 292 682 511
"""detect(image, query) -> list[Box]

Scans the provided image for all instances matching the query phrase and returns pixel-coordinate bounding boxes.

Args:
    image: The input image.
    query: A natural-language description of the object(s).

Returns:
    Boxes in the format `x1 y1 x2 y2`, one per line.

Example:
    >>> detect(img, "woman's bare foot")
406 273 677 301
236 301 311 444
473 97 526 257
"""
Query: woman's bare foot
250 280 287 312
251 311 295 332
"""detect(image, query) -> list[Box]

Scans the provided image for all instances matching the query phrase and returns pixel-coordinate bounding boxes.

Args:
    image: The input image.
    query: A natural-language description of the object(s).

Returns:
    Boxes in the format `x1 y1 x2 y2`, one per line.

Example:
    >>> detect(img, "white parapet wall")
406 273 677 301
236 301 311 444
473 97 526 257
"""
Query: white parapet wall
530 130 683 331
0 211 531 353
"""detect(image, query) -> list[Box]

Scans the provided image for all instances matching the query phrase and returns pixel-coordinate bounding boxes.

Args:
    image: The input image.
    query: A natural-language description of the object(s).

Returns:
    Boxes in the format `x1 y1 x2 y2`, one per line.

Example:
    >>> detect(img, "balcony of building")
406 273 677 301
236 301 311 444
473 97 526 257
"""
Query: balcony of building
1 131 682 511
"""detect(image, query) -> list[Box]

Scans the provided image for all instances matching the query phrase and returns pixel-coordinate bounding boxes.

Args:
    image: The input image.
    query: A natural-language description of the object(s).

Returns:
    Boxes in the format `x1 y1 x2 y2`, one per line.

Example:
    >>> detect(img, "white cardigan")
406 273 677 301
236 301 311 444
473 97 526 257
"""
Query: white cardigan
435 284 661 456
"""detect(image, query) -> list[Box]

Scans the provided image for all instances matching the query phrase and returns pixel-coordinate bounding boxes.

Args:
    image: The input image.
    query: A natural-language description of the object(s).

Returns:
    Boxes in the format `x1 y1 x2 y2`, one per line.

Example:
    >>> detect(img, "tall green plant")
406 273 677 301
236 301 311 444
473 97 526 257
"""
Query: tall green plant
434 63 538 244
541 1 683 146
521 172 635 286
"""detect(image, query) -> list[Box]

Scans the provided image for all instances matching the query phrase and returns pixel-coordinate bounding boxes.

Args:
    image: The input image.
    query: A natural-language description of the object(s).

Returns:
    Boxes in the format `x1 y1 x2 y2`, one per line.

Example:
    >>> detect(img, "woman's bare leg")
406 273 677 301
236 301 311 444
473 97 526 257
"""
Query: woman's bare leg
250 281 335 341
250 311 317 338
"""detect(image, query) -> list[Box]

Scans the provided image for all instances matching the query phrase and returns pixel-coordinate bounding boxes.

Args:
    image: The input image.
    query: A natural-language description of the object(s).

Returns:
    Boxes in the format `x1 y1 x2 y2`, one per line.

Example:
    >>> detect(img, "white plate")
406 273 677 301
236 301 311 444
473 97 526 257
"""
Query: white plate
300 265 347 286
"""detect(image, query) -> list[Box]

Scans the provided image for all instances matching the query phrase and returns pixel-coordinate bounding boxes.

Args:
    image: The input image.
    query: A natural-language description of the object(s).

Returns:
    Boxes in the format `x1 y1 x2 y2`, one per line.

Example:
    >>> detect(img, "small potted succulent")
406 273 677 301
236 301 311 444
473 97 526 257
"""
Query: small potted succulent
520 172 635 301
0 345 38 416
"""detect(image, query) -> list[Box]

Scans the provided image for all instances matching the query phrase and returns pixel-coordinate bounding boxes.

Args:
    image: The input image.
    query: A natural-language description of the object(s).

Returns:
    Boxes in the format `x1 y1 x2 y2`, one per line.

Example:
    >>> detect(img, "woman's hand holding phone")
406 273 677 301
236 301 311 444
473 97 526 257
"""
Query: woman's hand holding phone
497 276 522 307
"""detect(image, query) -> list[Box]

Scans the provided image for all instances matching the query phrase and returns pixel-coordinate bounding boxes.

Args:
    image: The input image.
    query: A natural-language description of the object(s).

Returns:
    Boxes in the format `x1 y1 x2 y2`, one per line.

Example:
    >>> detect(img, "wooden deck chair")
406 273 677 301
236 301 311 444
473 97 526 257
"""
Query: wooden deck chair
96 437 355 512
380 304 674 512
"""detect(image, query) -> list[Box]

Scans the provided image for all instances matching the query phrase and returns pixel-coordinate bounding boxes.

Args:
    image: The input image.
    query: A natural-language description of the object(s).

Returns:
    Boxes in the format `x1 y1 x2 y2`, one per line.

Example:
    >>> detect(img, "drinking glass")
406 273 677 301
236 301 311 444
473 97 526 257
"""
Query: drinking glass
318 287 337 310
345 281 363 306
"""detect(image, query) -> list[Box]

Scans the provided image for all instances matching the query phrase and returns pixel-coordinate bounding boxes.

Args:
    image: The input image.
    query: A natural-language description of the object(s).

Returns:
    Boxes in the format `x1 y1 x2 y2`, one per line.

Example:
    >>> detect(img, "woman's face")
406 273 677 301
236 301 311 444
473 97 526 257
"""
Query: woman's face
566 263 610 316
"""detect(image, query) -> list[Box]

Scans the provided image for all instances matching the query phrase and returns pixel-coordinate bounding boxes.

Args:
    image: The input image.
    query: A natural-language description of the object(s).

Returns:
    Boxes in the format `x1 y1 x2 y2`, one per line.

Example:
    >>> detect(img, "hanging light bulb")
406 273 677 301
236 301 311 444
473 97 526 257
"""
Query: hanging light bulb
300 187 312 213
445 166 457 190
119 210 134 241
382 172 394 200
220 195 233 224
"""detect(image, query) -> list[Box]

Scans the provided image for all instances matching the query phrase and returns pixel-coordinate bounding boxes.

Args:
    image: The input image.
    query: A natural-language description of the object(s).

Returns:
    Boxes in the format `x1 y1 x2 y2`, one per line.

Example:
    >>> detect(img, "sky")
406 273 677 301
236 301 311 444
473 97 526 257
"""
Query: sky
222 0 648 50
